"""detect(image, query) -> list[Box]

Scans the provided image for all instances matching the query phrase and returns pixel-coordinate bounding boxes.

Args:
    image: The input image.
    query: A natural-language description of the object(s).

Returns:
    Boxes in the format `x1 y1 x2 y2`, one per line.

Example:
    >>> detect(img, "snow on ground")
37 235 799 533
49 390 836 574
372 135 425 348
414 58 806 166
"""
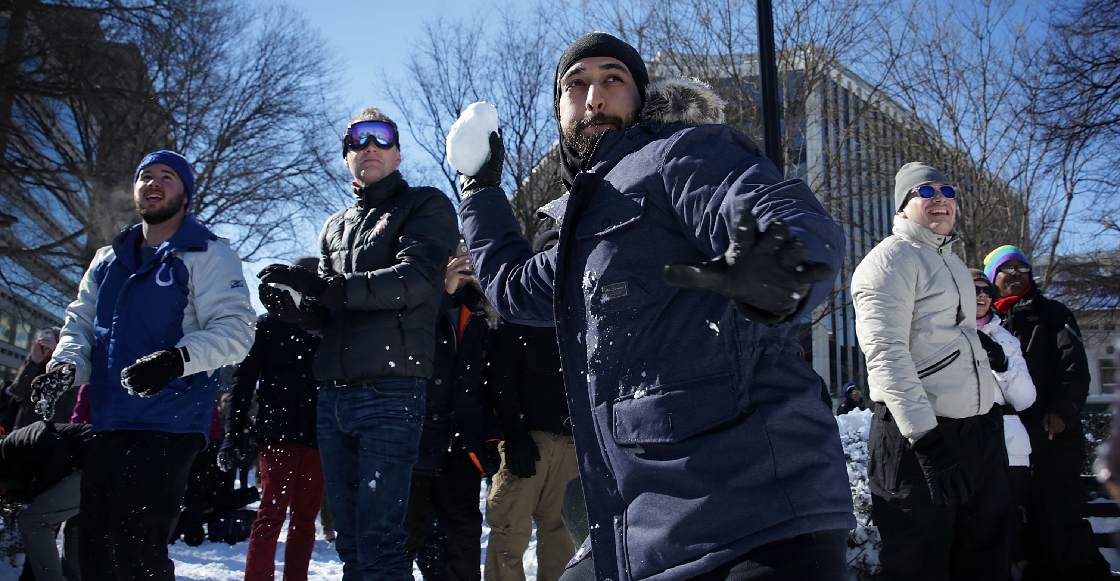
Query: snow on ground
0 479 538 581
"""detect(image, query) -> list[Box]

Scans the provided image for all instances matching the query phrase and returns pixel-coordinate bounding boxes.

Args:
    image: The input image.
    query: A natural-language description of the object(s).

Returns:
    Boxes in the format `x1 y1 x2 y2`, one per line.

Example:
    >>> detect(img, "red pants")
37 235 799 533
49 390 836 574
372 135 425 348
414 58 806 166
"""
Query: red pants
244 445 325 581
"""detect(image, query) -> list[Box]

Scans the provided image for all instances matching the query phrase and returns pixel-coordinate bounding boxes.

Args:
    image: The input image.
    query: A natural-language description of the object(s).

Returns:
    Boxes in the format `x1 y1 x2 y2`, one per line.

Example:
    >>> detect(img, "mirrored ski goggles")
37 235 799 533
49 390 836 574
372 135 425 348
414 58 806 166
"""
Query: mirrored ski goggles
343 121 397 155
911 184 957 200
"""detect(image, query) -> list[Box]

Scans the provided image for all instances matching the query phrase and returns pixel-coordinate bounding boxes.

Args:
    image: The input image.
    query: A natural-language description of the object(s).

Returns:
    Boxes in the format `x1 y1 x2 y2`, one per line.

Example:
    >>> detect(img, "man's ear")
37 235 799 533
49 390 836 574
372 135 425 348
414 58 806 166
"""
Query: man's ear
394 149 402 168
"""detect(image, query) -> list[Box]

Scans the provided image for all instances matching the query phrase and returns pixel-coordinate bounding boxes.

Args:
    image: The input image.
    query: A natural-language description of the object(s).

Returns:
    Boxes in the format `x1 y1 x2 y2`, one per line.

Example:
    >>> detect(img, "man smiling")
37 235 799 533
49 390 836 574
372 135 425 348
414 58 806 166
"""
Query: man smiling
32 150 255 580
852 162 1007 580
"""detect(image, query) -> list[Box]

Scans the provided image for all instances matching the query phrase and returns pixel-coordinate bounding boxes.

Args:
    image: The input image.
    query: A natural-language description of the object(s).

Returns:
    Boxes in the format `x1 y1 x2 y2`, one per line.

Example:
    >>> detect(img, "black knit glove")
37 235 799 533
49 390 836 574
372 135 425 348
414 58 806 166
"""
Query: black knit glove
30 362 76 420
911 426 974 506
459 132 504 196
663 209 834 325
503 430 540 479
217 433 246 473
258 264 346 310
977 331 1008 373
121 349 185 397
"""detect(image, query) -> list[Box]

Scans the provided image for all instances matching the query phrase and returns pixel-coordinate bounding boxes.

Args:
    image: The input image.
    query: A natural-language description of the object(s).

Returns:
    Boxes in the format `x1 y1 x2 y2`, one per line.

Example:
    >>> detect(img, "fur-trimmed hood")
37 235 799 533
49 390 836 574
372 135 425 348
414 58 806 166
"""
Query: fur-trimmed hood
641 78 726 126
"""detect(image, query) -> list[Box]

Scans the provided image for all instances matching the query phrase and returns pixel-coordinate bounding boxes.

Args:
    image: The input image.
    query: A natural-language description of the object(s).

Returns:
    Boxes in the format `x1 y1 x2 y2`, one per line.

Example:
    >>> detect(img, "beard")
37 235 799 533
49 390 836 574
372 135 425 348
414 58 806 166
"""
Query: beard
136 192 186 225
561 110 637 157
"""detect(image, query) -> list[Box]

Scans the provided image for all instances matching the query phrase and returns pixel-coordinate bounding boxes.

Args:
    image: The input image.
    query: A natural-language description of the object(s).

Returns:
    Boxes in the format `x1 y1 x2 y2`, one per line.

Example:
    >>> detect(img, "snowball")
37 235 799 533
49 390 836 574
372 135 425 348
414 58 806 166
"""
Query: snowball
269 283 302 306
446 102 499 176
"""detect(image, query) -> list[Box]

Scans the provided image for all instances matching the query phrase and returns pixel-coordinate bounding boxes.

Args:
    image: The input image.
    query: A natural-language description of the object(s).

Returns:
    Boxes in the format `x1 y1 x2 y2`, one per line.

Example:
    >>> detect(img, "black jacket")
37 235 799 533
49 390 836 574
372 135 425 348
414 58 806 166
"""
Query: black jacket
309 171 459 382
416 286 501 476
0 422 91 501
999 284 1090 445
487 322 571 437
228 315 321 448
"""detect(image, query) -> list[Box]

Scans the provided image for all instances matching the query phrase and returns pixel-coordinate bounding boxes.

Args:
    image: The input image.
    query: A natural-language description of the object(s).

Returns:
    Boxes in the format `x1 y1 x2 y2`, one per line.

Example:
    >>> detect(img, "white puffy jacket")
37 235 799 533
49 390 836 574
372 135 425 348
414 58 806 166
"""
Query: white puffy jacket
852 216 997 440
981 314 1036 466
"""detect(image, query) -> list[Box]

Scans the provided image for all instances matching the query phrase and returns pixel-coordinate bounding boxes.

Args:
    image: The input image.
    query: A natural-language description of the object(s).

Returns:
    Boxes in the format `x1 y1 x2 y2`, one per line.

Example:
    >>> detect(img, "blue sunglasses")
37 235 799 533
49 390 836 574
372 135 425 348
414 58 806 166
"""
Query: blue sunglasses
913 185 956 200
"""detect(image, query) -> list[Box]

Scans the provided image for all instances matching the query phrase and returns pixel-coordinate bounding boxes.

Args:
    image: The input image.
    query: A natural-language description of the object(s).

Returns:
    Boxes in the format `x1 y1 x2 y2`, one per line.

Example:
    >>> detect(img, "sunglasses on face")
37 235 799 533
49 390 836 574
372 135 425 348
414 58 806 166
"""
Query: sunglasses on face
343 121 397 155
975 285 994 297
910 185 956 200
998 265 1031 274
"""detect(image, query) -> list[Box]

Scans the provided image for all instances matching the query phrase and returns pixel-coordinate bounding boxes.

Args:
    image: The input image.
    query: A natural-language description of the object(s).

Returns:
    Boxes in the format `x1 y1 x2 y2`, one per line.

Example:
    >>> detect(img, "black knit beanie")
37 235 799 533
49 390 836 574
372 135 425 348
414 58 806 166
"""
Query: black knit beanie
554 32 649 190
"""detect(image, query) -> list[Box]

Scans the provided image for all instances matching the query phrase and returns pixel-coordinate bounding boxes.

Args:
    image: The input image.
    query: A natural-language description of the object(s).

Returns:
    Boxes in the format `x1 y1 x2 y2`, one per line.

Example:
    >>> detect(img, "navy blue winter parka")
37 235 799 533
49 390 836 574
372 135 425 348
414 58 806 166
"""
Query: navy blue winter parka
459 79 854 580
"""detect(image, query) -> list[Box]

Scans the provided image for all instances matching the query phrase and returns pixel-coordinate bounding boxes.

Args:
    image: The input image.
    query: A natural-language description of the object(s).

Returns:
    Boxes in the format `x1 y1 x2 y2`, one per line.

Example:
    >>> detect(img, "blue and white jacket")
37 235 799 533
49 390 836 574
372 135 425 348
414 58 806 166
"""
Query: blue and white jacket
53 214 255 439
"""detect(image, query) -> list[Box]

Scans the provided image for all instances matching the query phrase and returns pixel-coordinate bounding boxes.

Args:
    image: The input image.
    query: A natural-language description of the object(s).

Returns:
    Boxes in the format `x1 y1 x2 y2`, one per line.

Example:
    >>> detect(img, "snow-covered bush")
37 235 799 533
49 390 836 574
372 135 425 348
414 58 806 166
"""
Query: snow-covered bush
837 408 881 579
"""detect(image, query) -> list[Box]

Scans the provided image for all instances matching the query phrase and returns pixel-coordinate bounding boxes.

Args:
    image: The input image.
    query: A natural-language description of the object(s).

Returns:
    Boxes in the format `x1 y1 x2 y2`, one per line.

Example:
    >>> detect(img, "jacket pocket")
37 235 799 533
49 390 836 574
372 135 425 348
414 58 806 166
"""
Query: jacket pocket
917 350 960 379
574 192 646 239
612 374 739 445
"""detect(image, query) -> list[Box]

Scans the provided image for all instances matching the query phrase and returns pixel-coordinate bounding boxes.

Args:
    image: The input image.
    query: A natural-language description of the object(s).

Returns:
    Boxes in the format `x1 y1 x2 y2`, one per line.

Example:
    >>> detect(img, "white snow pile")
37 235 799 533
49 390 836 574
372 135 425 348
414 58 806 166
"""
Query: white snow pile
446 102 499 176
836 408 882 577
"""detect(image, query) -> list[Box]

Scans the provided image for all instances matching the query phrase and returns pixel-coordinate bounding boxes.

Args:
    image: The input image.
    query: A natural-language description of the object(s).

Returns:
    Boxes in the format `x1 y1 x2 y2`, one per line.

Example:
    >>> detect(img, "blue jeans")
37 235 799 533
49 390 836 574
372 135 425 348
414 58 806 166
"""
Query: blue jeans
318 378 425 581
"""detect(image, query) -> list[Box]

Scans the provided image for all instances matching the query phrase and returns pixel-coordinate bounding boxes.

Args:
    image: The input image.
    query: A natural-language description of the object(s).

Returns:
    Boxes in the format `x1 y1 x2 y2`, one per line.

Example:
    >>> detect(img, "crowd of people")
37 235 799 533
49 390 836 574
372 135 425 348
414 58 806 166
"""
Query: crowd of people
0 30 1112 581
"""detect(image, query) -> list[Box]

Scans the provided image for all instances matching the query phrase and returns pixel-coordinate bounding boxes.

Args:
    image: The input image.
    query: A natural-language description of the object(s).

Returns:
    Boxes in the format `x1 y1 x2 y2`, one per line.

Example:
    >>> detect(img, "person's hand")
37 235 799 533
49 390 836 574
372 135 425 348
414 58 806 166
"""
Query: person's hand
663 209 833 325
459 132 504 196
503 430 540 478
217 433 245 472
30 335 56 365
910 426 974 506
258 264 345 309
120 349 185 397
1043 412 1066 440
976 331 1008 373
259 284 304 324
445 254 473 295
30 362 75 420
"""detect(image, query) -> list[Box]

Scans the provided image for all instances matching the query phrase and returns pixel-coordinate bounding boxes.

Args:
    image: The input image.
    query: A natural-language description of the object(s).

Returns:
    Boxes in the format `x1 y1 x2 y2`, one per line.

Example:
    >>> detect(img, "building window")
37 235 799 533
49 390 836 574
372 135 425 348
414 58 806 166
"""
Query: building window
1102 346 1118 395
0 312 12 344
13 320 31 351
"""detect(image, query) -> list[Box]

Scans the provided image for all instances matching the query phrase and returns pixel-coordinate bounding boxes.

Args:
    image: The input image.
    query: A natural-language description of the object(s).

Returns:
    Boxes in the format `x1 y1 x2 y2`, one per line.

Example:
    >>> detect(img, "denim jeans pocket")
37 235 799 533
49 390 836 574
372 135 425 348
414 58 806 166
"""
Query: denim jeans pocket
368 377 423 398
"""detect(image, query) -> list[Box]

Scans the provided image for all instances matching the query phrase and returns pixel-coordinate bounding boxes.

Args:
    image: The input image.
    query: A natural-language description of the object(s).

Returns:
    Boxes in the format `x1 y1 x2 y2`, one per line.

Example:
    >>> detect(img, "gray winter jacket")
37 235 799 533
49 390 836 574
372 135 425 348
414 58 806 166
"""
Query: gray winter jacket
852 216 996 440
311 171 459 382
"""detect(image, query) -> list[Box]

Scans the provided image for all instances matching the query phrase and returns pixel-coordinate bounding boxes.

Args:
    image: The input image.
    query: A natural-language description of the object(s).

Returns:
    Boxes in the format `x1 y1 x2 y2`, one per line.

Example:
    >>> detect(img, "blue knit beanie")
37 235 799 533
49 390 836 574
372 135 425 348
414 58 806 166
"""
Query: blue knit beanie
134 151 195 209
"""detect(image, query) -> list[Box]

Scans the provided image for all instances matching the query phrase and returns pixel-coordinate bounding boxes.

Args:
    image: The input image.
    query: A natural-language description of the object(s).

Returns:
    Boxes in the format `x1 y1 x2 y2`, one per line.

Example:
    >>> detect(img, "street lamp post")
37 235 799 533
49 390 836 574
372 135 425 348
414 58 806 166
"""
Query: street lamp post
756 0 784 175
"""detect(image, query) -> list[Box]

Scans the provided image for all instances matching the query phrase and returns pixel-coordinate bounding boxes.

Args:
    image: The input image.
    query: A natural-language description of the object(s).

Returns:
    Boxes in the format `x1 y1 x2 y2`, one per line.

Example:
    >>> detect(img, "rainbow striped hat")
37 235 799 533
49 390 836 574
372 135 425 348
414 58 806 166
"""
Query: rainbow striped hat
983 245 1031 282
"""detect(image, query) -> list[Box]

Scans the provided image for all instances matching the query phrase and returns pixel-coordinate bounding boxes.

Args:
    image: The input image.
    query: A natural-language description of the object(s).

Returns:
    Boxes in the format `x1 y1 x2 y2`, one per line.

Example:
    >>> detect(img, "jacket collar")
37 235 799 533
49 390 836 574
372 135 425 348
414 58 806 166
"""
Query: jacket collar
892 215 959 252
351 170 406 209
111 214 218 270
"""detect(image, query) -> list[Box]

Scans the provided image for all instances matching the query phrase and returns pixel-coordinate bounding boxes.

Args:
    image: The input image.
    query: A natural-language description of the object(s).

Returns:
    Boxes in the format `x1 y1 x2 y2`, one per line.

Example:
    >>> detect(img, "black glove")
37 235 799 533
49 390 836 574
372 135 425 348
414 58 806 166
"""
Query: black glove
217 433 245 472
910 426 974 506
459 131 504 196
663 209 833 324
977 331 1008 373
503 430 540 479
120 348 185 397
258 264 346 310
30 362 76 420
259 283 304 324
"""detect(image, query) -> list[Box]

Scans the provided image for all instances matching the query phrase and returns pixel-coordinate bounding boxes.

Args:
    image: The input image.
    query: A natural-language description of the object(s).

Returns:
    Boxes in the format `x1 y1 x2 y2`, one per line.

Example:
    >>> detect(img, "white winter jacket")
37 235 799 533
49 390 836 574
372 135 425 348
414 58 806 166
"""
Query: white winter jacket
981 314 1036 466
852 216 997 440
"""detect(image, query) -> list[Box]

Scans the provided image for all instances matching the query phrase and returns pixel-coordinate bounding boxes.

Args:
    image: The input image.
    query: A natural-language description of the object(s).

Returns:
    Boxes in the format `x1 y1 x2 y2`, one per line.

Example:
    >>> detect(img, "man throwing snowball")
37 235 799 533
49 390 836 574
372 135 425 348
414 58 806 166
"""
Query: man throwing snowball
455 33 853 581
256 107 458 580
31 150 255 580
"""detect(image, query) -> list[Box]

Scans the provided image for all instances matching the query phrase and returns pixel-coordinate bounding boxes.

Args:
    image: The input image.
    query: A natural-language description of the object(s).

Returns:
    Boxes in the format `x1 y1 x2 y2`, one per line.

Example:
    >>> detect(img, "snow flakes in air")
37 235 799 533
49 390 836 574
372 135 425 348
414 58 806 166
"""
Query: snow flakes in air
708 321 720 335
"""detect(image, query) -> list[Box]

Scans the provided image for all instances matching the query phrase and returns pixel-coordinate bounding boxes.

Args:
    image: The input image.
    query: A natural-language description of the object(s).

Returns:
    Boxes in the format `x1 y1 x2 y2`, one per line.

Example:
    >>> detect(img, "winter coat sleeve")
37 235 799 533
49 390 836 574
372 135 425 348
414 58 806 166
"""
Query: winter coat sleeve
851 242 938 440
986 323 1036 412
1048 303 1091 425
177 241 256 378
458 186 558 326
52 246 113 386
659 128 844 319
338 191 459 312
226 317 265 436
